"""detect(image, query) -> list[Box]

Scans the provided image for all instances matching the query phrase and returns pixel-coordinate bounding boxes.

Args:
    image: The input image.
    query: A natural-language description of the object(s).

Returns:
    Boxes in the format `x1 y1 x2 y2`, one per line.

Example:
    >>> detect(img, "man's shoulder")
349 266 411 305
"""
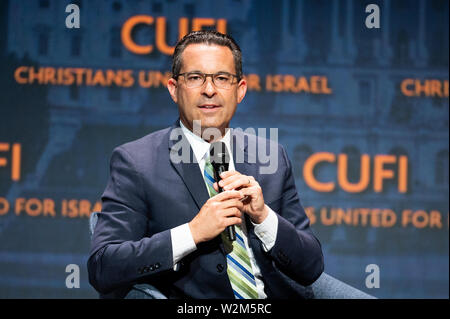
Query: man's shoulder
115 126 172 155
231 127 285 154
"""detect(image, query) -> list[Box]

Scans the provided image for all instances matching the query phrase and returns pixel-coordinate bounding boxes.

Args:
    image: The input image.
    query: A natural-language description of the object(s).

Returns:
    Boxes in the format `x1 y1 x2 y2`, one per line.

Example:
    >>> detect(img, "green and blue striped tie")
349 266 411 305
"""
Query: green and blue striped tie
204 155 259 299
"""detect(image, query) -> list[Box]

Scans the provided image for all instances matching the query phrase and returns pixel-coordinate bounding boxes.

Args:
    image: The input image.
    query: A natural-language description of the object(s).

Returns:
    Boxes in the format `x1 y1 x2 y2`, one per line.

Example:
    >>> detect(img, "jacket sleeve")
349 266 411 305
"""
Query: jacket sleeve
87 146 173 294
267 145 324 286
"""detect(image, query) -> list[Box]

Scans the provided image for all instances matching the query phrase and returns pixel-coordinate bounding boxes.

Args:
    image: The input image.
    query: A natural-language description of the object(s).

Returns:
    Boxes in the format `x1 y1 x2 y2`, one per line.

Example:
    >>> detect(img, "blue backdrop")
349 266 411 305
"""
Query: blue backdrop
0 0 448 298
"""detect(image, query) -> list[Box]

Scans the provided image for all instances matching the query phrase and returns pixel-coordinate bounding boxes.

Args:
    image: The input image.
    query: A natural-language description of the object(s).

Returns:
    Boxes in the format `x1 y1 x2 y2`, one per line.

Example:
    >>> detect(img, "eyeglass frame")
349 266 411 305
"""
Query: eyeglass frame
174 71 241 89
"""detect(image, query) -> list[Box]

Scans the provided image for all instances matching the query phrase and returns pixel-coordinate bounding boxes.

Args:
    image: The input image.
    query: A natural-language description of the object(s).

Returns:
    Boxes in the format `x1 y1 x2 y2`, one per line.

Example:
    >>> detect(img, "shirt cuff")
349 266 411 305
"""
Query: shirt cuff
170 223 197 270
251 205 278 252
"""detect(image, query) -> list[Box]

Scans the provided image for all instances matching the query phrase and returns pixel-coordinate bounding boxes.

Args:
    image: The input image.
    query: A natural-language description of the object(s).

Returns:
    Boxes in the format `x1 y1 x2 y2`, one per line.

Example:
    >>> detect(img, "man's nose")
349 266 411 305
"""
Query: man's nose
201 77 217 97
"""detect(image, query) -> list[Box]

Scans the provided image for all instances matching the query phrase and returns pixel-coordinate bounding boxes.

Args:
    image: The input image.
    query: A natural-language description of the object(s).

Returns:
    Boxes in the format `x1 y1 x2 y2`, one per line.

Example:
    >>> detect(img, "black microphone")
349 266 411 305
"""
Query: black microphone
209 141 236 241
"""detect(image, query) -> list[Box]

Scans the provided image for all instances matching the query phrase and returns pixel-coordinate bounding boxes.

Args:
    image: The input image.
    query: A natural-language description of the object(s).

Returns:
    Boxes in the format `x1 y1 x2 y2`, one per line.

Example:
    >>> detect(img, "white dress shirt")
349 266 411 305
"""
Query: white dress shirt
169 121 279 299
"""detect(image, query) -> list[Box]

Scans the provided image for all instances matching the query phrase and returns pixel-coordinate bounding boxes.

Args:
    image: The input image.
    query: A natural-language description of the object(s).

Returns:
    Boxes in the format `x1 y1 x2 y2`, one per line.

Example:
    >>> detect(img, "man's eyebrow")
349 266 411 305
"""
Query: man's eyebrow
184 70 233 74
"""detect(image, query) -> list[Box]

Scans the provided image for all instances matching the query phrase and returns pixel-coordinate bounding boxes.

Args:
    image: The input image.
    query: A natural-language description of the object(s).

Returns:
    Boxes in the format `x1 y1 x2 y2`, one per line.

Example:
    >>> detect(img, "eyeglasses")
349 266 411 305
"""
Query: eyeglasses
176 72 240 89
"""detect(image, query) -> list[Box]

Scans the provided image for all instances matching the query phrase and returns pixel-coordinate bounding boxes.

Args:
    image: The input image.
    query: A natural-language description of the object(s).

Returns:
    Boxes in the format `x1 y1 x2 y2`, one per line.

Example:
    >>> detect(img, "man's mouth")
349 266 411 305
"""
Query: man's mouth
198 104 221 109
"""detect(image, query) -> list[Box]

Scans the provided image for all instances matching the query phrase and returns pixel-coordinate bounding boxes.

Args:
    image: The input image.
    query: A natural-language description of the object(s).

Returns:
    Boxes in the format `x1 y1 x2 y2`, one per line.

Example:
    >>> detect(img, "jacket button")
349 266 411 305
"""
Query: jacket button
150 265 155 271
155 263 160 269
216 264 225 273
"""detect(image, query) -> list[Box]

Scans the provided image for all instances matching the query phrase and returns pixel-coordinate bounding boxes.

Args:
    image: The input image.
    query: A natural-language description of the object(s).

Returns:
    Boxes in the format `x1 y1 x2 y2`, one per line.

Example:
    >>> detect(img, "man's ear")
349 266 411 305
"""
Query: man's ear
167 78 178 103
236 78 247 104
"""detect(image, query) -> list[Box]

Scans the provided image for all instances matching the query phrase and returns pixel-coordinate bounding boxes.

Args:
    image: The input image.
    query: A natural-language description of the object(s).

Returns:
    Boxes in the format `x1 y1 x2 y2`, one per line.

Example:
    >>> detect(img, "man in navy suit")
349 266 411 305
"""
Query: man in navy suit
88 31 324 299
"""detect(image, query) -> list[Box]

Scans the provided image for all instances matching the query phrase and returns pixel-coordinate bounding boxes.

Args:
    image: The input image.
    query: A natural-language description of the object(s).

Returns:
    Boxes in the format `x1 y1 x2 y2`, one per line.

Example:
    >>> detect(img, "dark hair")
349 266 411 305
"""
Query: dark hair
171 30 242 80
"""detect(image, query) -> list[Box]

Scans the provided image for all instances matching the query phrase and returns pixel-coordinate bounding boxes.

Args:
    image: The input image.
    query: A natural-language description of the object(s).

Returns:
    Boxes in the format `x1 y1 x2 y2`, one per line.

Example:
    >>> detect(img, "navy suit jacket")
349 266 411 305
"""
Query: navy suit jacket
88 120 324 299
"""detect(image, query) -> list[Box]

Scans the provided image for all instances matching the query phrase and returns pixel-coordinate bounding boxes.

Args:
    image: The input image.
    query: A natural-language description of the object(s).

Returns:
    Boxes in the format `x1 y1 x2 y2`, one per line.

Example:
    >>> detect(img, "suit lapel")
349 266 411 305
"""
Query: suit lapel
167 120 210 211
231 130 258 184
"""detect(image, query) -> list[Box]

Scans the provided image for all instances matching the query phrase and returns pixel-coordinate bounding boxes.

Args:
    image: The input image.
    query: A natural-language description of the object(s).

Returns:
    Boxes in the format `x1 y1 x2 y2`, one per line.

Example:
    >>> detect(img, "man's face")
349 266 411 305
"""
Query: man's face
167 44 247 139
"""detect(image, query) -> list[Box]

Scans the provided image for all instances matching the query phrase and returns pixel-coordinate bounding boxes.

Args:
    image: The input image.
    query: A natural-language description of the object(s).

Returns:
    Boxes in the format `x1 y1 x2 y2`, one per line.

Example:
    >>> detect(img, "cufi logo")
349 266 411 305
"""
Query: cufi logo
121 15 227 56
303 153 408 194
0 143 21 182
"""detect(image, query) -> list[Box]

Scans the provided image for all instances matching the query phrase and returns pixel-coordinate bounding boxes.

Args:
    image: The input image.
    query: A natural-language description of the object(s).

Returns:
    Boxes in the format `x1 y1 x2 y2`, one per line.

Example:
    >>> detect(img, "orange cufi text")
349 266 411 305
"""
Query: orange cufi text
121 15 227 56
0 143 21 182
303 152 408 193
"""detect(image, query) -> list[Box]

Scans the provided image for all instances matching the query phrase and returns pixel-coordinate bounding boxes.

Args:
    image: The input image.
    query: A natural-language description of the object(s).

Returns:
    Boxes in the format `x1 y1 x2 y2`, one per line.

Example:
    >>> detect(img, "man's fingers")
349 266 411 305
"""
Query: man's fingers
224 217 242 227
219 198 244 210
239 185 261 196
219 174 241 188
210 190 243 202
221 208 242 227
222 176 253 191
238 186 262 203
221 207 242 218
219 170 239 179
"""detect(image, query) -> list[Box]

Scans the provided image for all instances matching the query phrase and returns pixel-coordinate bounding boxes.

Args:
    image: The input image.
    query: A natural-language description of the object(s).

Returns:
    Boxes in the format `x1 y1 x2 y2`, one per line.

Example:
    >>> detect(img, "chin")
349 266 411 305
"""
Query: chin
197 117 220 127
200 120 227 136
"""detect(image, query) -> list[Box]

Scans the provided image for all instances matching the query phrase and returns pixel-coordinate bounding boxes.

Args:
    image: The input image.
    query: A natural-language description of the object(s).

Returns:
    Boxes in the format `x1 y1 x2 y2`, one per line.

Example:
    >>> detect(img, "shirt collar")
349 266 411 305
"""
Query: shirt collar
179 120 232 162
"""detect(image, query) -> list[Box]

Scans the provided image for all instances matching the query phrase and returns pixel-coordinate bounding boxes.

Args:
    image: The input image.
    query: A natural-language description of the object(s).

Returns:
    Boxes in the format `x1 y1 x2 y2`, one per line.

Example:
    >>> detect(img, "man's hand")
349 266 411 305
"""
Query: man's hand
188 190 244 245
215 171 268 224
